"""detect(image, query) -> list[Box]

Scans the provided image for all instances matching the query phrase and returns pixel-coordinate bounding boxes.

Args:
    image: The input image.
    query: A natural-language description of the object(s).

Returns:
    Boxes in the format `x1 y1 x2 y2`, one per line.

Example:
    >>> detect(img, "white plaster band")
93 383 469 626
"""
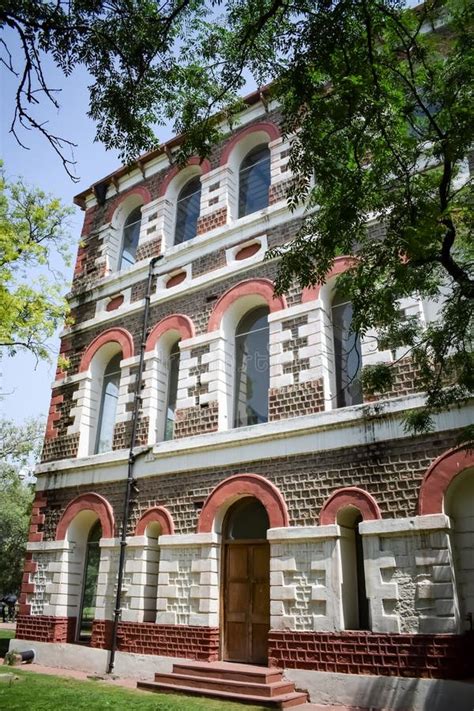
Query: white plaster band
268 525 340 541
359 514 451 536
158 533 221 547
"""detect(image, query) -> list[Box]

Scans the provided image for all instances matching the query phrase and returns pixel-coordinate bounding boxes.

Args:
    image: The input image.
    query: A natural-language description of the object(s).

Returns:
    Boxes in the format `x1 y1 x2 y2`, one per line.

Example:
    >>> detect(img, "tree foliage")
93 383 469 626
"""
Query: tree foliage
1 1 473 431
0 164 73 360
0 418 43 595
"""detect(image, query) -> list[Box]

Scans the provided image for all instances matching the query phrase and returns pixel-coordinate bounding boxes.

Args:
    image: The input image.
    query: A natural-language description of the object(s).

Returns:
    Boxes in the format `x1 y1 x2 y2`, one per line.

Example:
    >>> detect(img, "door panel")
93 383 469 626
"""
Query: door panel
224 542 269 663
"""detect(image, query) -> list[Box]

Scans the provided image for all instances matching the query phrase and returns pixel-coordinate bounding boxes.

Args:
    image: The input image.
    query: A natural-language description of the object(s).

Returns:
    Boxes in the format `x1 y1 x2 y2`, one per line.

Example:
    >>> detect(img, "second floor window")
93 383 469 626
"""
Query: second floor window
174 177 202 245
119 207 142 270
234 306 269 428
164 341 180 440
238 145 270 218
95 353 121 453
332 293 363 408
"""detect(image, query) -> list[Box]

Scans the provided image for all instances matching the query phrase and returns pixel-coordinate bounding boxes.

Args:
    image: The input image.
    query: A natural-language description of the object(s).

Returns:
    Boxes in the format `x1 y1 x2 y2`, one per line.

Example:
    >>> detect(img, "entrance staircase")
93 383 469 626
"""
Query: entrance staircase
137 660 309 708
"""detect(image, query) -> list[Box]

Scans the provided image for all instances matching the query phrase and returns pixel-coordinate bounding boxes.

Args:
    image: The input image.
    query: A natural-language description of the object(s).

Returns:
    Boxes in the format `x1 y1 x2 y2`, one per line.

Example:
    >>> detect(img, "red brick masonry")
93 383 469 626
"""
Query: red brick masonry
16 615 76 643
268 630 474 680
91 620 220 661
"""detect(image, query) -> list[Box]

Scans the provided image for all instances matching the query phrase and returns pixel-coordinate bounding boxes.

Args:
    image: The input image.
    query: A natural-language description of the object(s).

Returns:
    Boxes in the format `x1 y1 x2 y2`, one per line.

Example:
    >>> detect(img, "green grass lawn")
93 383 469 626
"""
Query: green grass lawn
0 667 268 710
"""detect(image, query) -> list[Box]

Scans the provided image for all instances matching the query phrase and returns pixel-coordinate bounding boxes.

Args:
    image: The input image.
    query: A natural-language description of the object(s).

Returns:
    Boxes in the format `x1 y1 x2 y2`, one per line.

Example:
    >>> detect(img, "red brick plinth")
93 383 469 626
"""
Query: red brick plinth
16 615 76 643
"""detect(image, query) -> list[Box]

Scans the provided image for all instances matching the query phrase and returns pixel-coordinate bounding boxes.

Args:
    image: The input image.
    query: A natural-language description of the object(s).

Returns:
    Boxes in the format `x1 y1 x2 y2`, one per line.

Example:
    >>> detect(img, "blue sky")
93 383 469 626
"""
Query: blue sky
0 37 170 426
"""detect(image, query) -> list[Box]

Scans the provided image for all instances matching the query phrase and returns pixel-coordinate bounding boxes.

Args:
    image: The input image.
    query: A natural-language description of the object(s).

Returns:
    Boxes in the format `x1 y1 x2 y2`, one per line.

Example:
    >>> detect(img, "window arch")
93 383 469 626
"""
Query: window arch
234 306 269 428
174 176 202 245
331 289 363 407
119 205 142 270
95 352 121 453
238 144 270 217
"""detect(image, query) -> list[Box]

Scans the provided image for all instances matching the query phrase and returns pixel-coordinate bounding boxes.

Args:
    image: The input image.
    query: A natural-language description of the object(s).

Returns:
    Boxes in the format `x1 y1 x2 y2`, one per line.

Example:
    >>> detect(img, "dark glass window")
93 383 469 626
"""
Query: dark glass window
164 341 180 440
95 353 121 453
238 145 270 218
224 498 270 541
174 177 202 245
119 206 142 270
332 292 363 407
77 520 102 642
234 306 269 428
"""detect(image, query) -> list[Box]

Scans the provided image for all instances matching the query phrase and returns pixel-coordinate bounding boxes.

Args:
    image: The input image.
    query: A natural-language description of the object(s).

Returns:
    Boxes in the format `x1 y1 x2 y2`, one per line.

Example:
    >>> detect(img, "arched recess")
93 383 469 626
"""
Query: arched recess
145 314 195 352
79 328 134 372
135 506 175 536
220 122 281 167
319 487 382 525
301 256 358 304
56 492 115 540
105 186 152 223
207 279 287 332
198 473 289 533
158 157 211 198
418 447 474 515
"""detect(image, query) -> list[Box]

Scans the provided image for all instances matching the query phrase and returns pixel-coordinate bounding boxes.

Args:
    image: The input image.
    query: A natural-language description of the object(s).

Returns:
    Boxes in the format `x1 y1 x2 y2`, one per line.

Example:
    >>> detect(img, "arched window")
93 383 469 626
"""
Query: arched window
332 291 362 407
174 176 202 245
77 519 102 642
238 145 270 218
119 206 142 270
95 353 121 453
234 306 269 428
164 340 180 440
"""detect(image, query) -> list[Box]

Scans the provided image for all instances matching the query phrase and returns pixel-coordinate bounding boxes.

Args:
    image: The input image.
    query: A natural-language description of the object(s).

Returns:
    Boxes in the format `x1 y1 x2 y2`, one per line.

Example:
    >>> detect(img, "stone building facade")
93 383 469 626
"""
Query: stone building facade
13 92 474 705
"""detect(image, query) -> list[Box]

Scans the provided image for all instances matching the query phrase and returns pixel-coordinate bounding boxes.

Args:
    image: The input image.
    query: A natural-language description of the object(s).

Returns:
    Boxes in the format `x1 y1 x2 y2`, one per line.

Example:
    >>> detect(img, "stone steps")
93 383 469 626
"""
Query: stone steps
137 660 309 708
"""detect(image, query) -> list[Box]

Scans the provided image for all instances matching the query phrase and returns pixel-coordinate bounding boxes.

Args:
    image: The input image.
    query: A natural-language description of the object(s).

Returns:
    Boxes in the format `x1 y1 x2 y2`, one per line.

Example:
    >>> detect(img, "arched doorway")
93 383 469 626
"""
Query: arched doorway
77 519 102 642
445 467 474 631
222 497 270 664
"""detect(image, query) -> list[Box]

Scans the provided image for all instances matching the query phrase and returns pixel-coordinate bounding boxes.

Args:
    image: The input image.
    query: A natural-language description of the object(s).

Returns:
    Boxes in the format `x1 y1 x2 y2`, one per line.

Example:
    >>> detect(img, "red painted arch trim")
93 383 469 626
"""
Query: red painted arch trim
135 506 175 536
198 473 289 532
158 157 212 198
145 314 195 352
56 493 115 540
220 122 281 166
79 328 134 372
418 447 474 515
106 185 152 222
302 256 358 303
207 278 287 332
319 487 382 525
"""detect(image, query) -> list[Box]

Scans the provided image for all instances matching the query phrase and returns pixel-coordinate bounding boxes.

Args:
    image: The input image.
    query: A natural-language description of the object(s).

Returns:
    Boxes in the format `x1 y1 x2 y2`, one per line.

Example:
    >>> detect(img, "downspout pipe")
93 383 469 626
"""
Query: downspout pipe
107 254 163 675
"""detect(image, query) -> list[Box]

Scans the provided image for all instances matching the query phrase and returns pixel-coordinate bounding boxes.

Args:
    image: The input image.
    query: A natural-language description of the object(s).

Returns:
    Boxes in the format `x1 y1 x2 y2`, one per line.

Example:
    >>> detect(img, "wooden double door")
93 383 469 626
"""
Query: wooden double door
223 539 270 664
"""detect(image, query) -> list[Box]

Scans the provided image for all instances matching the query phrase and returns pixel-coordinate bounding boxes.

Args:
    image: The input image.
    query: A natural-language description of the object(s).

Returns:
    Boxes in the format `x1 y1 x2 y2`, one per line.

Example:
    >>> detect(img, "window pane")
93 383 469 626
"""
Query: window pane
332 300 363 407
78 521 102 641
234 307 269 428
225 498 270 540
164 342 180 440
239 145 270 218
120 207 142 270
95 354 121 453
174 177 202 245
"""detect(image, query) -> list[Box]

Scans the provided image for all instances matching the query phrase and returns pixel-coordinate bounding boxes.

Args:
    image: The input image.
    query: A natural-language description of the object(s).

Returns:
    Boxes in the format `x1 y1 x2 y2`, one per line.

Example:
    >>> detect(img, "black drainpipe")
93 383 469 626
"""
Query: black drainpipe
107 254 163 675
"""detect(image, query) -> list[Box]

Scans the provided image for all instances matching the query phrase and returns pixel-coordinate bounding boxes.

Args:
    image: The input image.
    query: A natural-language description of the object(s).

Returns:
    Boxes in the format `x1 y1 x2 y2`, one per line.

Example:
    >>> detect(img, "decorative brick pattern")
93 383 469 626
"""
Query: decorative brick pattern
16 615 76 643
112 416 149 450
135 236 162 262
364 357 421 403
269 380 325 421
92 621 220 661
45 394 64 439
192 248 226 278
196 207 227 235
41 432 80 463
268 630 474 680
174 402 219 439
269 178 294 205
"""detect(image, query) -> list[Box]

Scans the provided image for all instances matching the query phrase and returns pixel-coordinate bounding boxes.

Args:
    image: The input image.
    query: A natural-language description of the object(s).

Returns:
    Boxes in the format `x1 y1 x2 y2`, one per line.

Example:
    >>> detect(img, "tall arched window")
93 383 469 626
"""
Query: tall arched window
77 519 102 642
174 176 202 245
95 353 121 453
238 145 270 218
164 340 180 440
332 292 363 407
119 206 142 270
234 306 269 428
337 508 369 631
